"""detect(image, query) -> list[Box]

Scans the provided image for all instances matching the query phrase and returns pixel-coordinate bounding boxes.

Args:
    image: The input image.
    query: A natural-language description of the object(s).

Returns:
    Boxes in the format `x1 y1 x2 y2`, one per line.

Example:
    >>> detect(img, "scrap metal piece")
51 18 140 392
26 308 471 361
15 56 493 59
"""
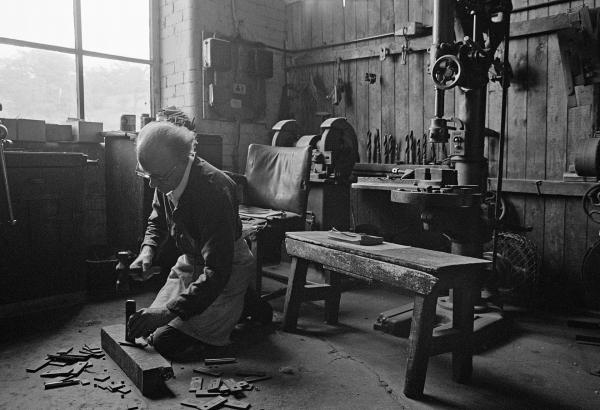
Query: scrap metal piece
199 396 227 410
190 376 204 392
26 360 50 373
44 379 80 390
195 390 220 397
206 377 221 392
244 374 272 383
225 399 251 409
204 358 237 365
194 366 223 377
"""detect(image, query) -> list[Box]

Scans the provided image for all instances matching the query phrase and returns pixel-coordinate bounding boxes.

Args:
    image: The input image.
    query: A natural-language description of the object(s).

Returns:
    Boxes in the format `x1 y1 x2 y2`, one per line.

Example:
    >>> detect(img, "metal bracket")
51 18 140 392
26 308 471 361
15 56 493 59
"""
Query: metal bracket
379 47 390 61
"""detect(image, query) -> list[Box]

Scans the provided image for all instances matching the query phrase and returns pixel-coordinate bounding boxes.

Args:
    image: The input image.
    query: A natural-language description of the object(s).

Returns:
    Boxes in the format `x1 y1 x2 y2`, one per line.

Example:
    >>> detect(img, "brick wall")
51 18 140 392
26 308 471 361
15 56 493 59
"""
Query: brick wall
159 0 287 171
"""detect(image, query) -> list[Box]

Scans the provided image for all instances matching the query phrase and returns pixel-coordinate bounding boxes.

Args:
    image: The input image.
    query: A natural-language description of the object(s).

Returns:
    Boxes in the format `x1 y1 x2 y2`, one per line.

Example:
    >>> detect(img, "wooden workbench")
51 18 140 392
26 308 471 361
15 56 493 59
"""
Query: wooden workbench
281 231 490 399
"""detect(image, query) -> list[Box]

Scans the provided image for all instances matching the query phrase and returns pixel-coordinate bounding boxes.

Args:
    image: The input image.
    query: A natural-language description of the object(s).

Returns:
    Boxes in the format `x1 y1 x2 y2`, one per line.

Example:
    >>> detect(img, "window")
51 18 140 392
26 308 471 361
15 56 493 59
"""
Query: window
0 0 156 131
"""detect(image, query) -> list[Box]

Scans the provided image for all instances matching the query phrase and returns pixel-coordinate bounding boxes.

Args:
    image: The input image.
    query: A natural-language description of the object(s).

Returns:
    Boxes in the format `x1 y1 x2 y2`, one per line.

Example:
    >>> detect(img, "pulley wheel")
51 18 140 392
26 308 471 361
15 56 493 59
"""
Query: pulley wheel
575 138 600 177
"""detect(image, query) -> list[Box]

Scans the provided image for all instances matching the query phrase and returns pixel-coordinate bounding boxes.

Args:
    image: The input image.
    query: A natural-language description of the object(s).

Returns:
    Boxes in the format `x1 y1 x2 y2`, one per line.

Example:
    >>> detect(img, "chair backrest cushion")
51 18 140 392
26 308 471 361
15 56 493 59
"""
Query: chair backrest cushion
244 144 311 215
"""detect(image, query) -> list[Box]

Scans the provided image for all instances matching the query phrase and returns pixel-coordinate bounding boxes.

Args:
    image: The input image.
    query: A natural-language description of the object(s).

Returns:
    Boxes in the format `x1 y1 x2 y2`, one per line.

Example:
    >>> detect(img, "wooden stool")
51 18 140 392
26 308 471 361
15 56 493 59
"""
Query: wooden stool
280 231 490 399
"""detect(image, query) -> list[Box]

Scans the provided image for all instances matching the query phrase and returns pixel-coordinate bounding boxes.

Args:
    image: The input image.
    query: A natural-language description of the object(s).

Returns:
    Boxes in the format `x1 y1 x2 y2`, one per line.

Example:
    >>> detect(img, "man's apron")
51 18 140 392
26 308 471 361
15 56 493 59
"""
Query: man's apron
149 237 255 346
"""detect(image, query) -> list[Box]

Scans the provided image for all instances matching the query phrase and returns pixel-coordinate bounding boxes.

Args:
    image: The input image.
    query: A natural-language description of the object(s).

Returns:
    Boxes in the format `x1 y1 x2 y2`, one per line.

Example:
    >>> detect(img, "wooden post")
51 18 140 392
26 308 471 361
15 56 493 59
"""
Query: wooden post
403 292 438 399
451 281 476 383
282 257 309 331
324 269 342 324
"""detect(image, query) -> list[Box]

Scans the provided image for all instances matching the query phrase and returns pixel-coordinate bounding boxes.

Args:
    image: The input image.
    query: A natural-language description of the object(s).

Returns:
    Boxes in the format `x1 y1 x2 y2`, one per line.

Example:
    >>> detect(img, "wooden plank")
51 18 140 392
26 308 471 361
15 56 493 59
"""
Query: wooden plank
101 324 174 397
543 198 566 282
355 0 369 162
367 0 382 138
343 0 357 132
286 231 490 275
563 197 587 288
506 0 528 181
394 0 409 163
408 0 424 140
489 178 596 196
380 0 395 148
286 239 439 295
332 0 346 118
546 31 568 179
526 1 548 180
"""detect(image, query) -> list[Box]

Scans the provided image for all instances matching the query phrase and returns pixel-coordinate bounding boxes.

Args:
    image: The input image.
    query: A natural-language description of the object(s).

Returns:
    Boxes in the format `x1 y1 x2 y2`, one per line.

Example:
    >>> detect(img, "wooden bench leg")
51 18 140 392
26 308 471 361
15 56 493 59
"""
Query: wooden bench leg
404 293 437 399
249 233 262 294
324 269 342 325
452 283 477 383
282 257 309 332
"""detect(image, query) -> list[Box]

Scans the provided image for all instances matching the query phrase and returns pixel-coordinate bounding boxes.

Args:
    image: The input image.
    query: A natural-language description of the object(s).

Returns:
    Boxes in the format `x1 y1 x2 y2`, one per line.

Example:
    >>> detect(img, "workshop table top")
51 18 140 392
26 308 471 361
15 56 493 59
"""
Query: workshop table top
285 231 490 277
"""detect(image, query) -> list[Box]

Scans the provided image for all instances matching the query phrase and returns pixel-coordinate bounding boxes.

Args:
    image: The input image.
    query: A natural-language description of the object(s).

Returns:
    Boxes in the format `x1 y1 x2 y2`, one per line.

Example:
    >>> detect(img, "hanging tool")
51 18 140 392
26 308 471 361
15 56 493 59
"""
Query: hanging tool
422 136 427 165
366 130 372 163
404 134 410 164
384 134 390 163
389 135 396 165
410 131 416 164
331 58 344 105
396 139 402 164
416 138 421 166
0 121 16 226
374 129 381 163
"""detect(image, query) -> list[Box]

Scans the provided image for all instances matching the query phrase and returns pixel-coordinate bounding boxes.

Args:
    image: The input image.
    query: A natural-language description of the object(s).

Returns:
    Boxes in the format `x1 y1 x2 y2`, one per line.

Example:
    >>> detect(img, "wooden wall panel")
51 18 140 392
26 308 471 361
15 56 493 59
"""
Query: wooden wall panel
394 0 409 163
284 0 600 303
381 0 395 143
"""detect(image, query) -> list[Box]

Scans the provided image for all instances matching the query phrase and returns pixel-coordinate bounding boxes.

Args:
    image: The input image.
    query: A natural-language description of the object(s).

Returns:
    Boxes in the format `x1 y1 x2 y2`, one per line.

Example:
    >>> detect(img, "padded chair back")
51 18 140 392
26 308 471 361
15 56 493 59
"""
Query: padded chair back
244 144 311 216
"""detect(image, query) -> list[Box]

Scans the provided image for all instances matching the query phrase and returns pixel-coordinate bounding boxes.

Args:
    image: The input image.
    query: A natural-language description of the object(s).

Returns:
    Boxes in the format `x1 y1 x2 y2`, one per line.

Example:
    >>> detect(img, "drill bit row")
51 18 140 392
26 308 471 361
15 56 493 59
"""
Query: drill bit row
366 130 442 165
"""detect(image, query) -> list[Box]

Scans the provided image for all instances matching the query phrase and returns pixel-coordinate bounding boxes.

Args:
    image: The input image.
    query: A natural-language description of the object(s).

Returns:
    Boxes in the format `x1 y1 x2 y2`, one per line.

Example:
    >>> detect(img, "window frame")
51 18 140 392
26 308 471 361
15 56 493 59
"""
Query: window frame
0 0 160 120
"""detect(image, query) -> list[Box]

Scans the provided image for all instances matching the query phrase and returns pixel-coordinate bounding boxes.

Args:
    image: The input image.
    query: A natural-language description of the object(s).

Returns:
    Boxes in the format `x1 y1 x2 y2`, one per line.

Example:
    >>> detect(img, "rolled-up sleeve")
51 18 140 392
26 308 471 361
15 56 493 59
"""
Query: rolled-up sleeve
166 190 236 320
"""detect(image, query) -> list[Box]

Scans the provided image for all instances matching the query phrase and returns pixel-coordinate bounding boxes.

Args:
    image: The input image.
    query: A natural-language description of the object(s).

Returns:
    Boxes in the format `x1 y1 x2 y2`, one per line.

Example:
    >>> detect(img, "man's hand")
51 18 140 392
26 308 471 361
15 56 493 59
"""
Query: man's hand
127 307 177 339
130 246 154 272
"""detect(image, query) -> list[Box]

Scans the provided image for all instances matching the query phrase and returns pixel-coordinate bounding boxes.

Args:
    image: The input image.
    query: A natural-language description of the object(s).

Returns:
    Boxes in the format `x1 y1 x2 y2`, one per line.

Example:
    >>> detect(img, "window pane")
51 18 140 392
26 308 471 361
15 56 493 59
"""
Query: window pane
0 0 74 47
83 56 150 131
0 45 77 123
81 0 150 59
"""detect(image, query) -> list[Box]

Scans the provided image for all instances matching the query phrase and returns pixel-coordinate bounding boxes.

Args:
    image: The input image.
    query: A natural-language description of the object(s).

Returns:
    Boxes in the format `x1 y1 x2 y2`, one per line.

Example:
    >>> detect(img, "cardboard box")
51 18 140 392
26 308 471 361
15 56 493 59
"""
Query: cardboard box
0 118 18 140
17 118 46 142
46 123 74 142
67 119 103 143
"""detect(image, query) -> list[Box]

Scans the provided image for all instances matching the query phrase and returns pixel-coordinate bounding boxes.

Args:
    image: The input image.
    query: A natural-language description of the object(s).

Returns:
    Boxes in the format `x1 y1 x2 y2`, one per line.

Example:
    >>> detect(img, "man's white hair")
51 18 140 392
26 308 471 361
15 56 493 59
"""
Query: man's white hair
136 121 195 163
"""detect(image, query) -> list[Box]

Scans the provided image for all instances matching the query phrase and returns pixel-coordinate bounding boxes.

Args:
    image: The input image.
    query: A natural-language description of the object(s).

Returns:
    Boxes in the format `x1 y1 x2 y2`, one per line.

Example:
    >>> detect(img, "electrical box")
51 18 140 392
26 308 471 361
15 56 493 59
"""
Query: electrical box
203 38 231 71
202 32 269 121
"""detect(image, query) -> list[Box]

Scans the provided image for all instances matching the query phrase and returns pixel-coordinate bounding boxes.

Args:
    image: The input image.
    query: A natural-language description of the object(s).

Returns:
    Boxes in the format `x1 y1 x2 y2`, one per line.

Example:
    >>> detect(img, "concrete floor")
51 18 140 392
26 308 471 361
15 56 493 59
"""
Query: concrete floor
2 265 600 409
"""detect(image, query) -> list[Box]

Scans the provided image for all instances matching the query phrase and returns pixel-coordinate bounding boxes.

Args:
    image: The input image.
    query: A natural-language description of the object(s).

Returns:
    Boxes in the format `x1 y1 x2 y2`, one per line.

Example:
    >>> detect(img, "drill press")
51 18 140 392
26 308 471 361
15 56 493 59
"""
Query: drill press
382 0 513 339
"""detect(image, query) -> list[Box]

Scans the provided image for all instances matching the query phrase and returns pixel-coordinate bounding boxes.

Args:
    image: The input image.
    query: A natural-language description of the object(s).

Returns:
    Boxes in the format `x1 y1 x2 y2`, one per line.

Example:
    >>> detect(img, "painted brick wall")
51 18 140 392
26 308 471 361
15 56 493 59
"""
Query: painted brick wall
159 0 287 171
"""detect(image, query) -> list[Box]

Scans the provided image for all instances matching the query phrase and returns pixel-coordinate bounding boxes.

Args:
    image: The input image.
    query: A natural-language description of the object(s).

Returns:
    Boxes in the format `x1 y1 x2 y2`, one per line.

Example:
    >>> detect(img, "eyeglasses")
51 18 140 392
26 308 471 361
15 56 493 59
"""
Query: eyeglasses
135 162 177 182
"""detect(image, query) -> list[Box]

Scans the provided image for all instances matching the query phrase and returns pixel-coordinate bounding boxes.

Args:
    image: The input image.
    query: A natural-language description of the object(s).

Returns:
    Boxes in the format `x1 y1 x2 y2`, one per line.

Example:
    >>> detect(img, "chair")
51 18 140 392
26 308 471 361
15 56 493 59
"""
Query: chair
227 143 312 296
